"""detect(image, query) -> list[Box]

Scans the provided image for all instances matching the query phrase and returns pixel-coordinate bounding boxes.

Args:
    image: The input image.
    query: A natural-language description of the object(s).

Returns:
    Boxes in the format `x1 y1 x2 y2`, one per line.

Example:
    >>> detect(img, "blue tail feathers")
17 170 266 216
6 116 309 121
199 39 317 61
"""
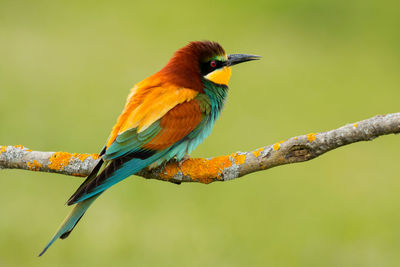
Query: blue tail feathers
38 194 100 256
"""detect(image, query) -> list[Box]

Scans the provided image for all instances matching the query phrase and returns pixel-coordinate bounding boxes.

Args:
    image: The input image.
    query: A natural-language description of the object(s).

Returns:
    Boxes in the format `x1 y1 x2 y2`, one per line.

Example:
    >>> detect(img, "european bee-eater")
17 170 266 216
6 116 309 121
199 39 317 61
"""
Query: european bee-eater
39 41 260 256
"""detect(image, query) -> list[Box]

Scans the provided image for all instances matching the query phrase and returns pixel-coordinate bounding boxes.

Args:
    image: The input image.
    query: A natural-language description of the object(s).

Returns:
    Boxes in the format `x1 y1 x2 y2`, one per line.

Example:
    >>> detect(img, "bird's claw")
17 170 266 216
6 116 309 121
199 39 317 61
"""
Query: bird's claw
178 155 190 168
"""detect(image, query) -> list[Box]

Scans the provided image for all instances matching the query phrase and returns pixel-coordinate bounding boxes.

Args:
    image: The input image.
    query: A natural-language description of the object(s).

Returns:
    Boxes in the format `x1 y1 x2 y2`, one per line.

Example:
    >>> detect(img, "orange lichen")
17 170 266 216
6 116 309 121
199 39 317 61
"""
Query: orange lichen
232 153 246 165
0 146 6 154
252 148 263 158
160 156 233 184
27 160 42 171
46 151 99 171
91 154 100 160
77 153 99 161
273 140 286 151
78 154 91 162
353 123 358 128
307 133 317 142
160 161 180 180
48 152 73 170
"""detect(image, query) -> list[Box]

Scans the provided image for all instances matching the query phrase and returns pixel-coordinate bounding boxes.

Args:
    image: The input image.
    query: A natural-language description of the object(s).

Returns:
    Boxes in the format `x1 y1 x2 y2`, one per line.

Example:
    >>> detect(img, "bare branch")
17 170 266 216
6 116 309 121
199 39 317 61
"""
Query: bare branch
1 113 399 184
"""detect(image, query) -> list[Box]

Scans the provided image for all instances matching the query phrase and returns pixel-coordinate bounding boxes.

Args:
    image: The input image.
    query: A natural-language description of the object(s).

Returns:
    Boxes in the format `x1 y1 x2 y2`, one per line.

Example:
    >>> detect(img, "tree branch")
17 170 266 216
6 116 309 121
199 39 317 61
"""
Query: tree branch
1 113 399 184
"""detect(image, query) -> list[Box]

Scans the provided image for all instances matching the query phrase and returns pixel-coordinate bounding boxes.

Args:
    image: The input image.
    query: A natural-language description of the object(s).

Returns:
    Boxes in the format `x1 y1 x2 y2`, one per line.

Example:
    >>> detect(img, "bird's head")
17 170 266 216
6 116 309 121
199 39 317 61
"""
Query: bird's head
159 41 260 92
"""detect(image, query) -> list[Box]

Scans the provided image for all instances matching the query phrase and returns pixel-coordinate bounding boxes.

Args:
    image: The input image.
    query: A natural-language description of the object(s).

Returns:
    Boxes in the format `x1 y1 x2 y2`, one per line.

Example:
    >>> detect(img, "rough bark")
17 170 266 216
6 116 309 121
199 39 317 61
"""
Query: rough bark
1 113 399 184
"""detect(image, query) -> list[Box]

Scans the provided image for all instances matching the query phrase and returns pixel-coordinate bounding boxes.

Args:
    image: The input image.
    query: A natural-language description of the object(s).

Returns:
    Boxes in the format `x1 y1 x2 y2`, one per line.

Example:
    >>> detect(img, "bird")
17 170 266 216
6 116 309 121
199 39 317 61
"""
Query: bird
38 41 260 256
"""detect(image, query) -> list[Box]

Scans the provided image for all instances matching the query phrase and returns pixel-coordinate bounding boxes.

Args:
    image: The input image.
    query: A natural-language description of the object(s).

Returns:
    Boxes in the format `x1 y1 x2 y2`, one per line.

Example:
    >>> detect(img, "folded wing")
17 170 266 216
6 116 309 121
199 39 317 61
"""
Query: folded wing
67 85 202 205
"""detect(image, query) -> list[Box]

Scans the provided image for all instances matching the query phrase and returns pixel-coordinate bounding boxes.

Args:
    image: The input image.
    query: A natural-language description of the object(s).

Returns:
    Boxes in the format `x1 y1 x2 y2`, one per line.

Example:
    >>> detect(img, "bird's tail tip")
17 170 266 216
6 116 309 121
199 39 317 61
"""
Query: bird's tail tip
37 195 100 257
37 222 73 257
38 243 52 257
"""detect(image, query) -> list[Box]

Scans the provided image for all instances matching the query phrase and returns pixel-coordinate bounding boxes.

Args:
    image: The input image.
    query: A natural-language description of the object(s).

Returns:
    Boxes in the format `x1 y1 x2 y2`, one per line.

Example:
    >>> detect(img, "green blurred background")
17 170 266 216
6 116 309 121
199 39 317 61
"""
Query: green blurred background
0 0 399 266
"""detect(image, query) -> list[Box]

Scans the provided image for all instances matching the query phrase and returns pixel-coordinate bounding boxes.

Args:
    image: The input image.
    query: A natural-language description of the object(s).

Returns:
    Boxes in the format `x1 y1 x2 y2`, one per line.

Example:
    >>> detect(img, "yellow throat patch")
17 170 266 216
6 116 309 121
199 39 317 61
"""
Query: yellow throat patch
205 66 232 86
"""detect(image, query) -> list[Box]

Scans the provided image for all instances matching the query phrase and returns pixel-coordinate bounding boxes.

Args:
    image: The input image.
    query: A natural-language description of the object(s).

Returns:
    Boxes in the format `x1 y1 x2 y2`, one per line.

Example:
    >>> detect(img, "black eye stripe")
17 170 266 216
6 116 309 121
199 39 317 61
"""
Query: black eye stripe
199 60 226 76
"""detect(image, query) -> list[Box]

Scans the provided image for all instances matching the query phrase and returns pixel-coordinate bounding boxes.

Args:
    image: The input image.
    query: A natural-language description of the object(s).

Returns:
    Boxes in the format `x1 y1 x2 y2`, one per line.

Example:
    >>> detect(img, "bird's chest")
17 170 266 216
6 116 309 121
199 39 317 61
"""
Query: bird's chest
148 84 228 164
183 84 228 153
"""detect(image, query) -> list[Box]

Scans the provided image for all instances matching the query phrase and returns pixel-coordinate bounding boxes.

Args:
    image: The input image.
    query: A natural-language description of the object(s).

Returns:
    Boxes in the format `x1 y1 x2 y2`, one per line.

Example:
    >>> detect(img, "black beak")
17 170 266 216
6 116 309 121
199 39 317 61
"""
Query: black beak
227 54 261 66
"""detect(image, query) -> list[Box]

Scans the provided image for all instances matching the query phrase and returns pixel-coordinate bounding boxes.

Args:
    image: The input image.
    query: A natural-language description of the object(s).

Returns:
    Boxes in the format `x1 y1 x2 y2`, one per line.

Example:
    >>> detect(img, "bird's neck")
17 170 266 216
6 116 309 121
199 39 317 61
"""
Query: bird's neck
202 78 228 114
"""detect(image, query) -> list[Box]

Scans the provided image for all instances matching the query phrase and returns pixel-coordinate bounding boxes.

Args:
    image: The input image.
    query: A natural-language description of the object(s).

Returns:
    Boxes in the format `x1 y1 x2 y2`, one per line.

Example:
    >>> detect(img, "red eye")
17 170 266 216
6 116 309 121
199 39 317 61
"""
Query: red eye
210 60 217 68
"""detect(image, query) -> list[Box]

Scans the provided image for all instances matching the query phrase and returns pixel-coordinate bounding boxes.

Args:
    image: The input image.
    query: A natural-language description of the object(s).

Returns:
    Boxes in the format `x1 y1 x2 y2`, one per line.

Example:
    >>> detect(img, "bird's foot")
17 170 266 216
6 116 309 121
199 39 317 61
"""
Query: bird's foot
178 155 190 168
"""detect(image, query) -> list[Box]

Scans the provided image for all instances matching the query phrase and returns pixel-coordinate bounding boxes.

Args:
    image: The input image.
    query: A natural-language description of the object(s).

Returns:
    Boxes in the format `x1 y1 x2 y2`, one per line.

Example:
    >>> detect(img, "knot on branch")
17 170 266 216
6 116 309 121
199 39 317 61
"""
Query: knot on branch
287 145 312 162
